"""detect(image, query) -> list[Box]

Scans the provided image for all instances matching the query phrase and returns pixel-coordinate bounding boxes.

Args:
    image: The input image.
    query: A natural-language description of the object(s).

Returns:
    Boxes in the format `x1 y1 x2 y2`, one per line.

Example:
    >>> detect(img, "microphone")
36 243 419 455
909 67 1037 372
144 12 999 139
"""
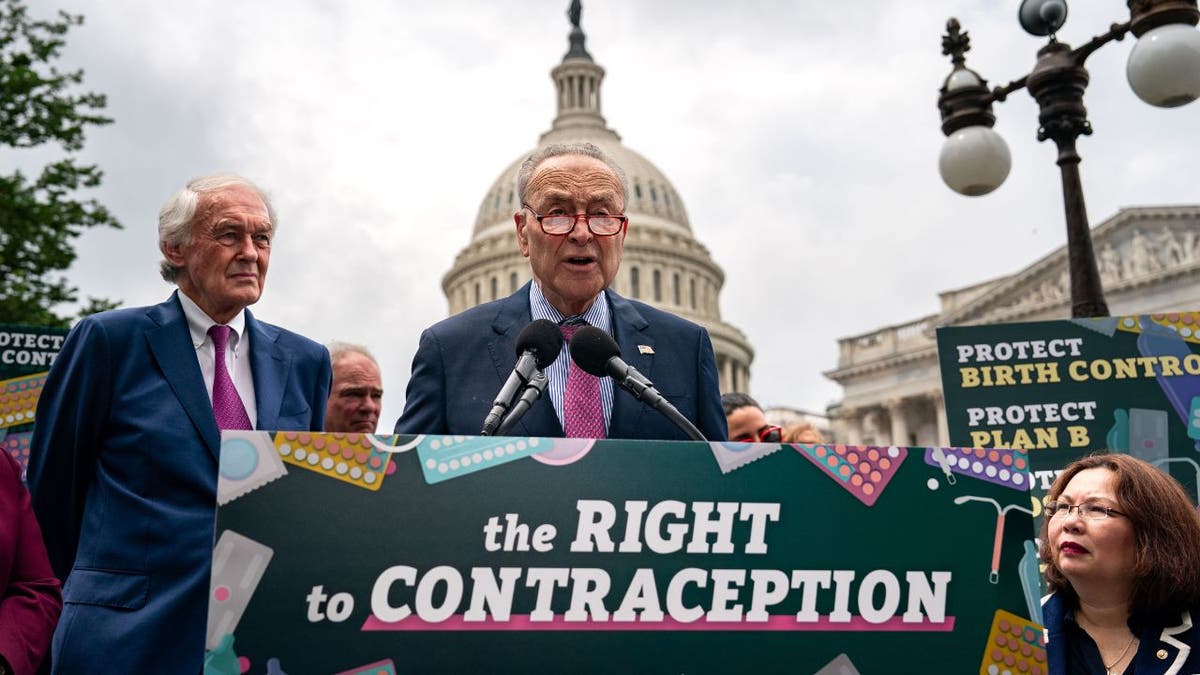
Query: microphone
567 326 708 441
480 320 564 436
493 370 548 437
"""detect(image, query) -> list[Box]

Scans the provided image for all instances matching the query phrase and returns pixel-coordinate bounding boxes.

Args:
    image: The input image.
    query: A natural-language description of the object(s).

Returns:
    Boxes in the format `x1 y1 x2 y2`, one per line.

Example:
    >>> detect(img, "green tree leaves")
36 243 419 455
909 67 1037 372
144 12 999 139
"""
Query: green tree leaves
0 0 120 327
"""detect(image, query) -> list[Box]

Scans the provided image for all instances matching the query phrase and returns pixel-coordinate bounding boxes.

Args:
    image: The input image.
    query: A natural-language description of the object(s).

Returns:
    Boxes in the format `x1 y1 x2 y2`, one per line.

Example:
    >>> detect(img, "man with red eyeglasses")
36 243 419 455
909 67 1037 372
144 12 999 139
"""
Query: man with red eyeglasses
722 392 783 443
395 142 726 441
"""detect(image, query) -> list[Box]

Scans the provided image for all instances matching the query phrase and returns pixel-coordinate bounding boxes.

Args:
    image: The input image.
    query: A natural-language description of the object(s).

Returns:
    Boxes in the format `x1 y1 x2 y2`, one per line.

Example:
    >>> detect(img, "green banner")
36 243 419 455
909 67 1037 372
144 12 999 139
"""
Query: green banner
208 432 1043 674
0 323 68 480
936 313 1200 504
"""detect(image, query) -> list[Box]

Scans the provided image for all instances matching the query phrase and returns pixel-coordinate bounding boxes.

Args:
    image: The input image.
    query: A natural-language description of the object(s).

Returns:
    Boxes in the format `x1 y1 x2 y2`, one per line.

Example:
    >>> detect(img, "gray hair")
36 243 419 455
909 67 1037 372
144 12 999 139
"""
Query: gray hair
327 341 378 368
158 173 277 282
516 142 629 210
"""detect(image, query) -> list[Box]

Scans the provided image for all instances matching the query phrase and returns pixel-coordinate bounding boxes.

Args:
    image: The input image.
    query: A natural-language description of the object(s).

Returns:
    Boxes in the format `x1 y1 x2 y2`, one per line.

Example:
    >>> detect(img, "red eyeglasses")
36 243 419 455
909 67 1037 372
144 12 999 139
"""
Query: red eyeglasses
732 425 782 443
522 203 627 236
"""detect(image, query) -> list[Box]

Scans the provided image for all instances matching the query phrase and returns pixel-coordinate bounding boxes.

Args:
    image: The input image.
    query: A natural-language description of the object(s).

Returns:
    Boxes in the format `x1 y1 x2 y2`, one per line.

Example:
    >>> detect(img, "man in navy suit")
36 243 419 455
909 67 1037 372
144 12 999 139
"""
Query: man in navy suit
395 143 726 441
27 174 331 673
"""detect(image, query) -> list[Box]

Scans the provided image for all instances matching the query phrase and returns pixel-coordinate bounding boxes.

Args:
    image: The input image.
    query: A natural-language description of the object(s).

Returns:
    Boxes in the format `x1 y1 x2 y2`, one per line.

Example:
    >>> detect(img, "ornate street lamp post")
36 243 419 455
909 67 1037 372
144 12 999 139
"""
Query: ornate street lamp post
937 0 1200 318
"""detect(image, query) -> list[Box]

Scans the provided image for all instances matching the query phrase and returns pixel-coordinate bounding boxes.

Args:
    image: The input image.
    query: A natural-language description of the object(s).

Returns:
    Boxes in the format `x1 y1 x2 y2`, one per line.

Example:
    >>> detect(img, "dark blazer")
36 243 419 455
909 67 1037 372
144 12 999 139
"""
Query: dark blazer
395 283 727 441
1043 592 1199 675
0 450 61 675
27 293 331 674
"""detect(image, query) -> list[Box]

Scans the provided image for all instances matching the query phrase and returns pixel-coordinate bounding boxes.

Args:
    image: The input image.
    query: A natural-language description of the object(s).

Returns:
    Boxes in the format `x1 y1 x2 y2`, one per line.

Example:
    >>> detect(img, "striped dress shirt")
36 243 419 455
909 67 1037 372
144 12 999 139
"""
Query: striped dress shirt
528 282 615 433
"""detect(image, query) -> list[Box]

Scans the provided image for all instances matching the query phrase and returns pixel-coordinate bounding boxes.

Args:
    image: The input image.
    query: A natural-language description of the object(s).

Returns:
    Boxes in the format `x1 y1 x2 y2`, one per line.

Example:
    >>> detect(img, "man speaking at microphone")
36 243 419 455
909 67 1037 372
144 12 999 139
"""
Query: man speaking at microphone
395 143 726 441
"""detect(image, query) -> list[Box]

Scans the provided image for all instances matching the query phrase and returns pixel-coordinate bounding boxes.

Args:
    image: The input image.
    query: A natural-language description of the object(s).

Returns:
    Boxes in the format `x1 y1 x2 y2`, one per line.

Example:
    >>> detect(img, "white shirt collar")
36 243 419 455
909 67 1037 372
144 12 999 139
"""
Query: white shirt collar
528 281 611 331
176 291 247 349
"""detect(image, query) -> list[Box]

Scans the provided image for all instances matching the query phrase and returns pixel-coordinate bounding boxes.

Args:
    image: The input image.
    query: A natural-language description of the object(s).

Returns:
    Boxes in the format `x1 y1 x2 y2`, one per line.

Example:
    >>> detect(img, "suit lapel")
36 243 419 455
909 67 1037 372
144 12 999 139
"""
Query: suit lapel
491 283 563 437
607 290 653 436
246 311 288 431
145 293 221 460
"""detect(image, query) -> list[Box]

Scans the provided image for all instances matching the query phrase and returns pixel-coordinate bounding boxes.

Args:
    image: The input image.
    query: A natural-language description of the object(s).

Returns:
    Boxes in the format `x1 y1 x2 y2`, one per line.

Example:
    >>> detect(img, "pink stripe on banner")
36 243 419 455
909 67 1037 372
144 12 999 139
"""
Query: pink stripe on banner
361 614 955 632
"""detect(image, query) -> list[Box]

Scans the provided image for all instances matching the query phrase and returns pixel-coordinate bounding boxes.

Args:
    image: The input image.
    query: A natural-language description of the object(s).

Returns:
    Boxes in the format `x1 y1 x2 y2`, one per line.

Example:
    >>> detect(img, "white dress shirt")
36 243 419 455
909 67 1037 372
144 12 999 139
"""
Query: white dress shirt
177 292 258 428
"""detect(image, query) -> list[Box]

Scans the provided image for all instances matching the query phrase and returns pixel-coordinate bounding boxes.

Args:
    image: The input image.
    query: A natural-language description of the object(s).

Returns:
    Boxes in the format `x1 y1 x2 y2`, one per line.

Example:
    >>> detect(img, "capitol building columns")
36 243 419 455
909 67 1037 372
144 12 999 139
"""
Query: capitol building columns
832 392 948 448
885 398 909 449
837 408 863 446
716 353 750 395
932 392 949 447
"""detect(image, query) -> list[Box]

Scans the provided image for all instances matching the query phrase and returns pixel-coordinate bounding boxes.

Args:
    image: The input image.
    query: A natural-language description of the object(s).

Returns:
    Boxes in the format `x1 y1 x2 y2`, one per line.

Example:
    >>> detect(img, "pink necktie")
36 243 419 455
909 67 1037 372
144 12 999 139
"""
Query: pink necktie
208 325 252 431
559 322 606 439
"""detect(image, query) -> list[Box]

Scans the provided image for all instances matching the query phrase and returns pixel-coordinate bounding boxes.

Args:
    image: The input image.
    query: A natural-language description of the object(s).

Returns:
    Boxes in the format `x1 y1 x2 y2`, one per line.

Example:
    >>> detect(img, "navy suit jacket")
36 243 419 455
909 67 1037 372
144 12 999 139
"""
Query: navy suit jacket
395 284 727 441
27 293 331 674
1042 592 1199 675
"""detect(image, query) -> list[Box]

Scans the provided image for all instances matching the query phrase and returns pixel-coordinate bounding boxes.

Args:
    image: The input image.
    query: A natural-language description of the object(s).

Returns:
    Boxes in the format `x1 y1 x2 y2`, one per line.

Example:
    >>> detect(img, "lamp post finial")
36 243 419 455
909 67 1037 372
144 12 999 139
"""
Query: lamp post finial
943 18 971 67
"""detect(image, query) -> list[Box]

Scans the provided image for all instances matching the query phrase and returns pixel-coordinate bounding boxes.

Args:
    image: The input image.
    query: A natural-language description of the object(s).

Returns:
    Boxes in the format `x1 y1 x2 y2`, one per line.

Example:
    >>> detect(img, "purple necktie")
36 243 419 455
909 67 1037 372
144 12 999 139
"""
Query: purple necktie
208 325 252 431
559 322 606 439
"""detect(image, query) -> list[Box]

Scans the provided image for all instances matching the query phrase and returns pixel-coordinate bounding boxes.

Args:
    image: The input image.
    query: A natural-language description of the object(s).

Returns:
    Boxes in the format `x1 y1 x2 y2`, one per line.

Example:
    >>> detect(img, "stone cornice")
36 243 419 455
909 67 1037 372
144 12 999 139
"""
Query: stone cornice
939 205 1200 325
824 344 939 383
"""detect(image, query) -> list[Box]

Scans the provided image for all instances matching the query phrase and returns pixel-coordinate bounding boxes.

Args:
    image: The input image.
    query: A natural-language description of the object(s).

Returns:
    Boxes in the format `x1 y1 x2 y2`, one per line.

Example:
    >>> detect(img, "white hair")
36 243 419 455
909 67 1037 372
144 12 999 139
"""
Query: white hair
157 173 277 282
327 341 378 368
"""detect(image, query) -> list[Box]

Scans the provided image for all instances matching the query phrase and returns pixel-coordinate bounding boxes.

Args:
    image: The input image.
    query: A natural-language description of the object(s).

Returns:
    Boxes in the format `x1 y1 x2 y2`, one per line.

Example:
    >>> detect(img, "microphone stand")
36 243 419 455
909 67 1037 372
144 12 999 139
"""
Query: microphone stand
494 371 550 437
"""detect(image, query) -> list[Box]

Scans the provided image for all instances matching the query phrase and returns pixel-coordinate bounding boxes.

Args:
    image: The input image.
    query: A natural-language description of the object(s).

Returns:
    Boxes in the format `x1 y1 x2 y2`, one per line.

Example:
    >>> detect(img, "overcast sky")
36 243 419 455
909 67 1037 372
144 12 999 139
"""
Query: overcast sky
21 0 1199 430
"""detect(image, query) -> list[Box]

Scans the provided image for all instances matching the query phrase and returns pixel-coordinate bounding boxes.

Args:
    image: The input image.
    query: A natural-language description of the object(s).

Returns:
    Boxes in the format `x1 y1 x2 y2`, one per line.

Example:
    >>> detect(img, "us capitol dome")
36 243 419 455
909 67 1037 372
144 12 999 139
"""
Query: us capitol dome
441 3 753 393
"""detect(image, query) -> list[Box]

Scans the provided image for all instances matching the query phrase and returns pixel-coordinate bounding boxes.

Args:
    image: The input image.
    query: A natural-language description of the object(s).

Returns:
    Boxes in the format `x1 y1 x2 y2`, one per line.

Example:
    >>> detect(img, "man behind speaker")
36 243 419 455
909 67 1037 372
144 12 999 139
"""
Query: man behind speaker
27 174 331 673
325 341 384 434
395 142 725 441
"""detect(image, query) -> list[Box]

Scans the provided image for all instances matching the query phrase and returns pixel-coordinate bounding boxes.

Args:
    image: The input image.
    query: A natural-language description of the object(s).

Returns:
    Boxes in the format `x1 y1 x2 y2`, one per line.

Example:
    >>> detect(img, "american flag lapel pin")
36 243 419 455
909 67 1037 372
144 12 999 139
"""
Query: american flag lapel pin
638 344 655 355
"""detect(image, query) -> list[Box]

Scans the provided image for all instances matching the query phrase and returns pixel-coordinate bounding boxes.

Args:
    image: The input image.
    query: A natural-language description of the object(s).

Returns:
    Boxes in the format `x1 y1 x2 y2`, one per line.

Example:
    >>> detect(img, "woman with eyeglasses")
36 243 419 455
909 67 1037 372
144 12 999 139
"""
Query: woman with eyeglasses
1039 452 1200 675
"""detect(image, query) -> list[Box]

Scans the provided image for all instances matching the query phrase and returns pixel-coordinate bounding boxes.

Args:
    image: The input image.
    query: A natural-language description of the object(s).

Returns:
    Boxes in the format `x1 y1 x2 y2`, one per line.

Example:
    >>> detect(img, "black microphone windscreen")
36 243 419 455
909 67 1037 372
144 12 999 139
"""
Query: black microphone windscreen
515 319 565 370
568 326 620 377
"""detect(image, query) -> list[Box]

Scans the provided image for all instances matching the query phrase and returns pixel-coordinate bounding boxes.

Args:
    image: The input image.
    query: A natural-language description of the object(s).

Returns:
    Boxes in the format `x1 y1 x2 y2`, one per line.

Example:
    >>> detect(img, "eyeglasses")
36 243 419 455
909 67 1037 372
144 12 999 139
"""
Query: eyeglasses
733 425 782 444
1044 501 1126 520
521 203 627 236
